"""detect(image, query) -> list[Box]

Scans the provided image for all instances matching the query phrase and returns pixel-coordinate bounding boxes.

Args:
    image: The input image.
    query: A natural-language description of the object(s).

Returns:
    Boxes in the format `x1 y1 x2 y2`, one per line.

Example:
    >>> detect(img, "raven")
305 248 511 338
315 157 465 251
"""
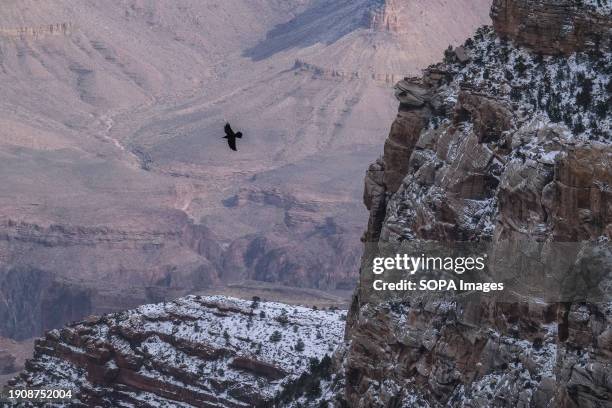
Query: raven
223 123 242 151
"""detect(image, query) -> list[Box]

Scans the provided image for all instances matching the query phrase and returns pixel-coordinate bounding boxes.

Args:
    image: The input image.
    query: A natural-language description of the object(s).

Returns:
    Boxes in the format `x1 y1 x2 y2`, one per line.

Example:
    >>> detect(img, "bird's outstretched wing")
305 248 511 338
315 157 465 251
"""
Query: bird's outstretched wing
224 123 234 137
227 137 237 151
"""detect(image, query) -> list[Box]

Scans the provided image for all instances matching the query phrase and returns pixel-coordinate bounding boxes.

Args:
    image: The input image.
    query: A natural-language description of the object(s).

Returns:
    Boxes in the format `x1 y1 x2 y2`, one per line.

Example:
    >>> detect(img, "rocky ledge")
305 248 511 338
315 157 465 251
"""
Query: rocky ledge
6 296 346 407
0 23 72 39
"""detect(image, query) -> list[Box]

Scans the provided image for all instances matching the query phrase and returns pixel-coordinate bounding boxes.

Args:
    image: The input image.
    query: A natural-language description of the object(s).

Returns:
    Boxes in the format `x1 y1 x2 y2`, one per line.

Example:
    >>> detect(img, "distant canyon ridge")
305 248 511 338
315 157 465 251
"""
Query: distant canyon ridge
0 0 491 340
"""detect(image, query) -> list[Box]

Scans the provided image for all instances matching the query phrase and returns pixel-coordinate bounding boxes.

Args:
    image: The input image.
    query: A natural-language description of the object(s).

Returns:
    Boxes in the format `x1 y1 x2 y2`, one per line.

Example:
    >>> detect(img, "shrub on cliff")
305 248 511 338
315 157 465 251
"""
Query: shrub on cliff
270 330 282 342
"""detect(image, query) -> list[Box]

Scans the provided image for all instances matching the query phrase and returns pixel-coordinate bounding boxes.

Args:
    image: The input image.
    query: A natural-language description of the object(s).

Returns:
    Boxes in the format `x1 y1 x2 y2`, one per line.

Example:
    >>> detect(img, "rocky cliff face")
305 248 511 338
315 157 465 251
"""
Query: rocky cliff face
0 208 355 341
0 337 32 387
0 23 72 38
7 296 345 407
0 266 93 341
340 1 611 407
367 0 402 32
0 215 226 340
491 0 612 55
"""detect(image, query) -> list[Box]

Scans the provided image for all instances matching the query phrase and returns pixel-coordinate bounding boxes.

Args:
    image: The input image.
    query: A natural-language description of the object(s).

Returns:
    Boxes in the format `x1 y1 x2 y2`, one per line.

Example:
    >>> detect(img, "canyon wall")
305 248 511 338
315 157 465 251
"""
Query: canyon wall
491 0 612 55
0 215 225 340
0 0 492 344
339 0 611 407
4 2 610 407
0 209 357 340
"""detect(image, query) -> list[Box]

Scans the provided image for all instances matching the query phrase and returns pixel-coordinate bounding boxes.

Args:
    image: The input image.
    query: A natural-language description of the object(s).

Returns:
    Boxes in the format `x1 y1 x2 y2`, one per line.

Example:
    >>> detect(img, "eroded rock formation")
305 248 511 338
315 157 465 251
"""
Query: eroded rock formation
2 1 610 407
367 0 402 32
0 215 225 340
338 1 612 407
7 296 345 407
0 209 356 340
491 0 612 55
0 23 72 38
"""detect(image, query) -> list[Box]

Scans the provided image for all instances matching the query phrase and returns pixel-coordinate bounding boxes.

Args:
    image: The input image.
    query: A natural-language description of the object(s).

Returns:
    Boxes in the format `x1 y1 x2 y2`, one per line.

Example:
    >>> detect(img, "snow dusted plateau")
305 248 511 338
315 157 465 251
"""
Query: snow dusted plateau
7 296 346 407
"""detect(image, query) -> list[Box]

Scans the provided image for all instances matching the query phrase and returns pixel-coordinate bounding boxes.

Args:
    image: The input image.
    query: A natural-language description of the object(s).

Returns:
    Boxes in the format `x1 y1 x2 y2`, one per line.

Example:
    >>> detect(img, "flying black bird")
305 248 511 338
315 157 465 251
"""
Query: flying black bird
223 123 242 151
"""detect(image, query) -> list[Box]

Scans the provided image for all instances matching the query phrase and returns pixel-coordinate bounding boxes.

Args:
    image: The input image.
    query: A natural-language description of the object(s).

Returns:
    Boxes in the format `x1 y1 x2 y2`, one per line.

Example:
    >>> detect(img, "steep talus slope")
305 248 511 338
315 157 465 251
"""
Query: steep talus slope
338 0 612 407
7 296 345 407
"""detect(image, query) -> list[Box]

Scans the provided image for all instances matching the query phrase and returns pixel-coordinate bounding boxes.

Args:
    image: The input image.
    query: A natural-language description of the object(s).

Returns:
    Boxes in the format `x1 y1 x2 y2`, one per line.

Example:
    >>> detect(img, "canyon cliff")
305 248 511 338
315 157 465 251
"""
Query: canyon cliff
0 0 491 342
5 1 612 407
338 0 611 407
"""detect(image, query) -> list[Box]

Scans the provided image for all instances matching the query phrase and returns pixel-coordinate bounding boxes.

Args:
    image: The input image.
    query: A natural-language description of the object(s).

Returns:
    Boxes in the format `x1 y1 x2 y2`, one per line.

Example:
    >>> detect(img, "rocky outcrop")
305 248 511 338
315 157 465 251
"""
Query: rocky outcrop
0 23 72 39
7 296 345 407
363 159 387 242
342 295 612 407
367 0 402 32
382 96 431 194
340 1 611 407
360 78 434 243
497 142 611 242
491 0 612 55
550 146 612 240
293 59 401 86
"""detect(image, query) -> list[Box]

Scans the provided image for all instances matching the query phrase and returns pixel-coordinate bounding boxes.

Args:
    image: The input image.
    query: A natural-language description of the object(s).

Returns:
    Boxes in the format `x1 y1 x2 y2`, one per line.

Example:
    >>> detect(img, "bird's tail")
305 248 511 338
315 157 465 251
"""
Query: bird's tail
235 132 243 139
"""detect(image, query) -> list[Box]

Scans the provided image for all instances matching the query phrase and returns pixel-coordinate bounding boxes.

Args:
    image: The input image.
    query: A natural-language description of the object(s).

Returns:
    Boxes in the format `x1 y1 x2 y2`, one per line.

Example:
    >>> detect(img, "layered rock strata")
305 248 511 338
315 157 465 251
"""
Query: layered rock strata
7 296 345 407
0 23 72 38
367 0 402 32
340 1 612 407
491 0 612 55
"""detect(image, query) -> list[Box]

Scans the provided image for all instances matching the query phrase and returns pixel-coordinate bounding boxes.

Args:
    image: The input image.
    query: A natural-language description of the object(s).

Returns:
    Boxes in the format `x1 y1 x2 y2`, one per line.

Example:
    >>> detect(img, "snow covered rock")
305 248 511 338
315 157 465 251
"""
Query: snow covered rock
339 1 612 407
6 296 345 407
